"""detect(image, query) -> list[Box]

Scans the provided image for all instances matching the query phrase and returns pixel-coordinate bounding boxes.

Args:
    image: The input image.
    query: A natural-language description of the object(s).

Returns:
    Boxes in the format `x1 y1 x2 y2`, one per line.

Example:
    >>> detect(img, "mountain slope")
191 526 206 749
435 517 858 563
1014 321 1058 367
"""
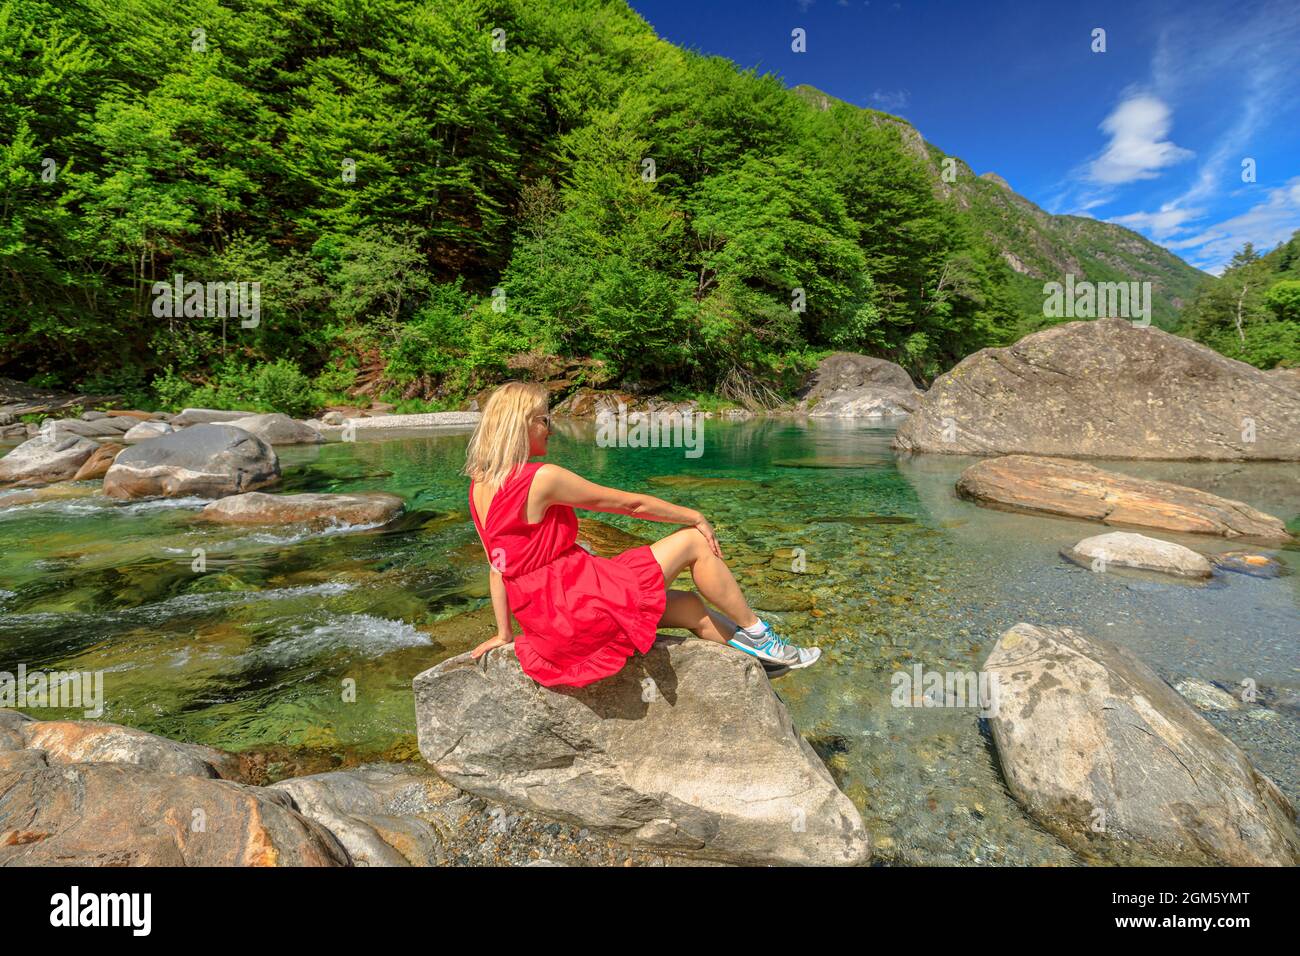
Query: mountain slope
794 85 1209 332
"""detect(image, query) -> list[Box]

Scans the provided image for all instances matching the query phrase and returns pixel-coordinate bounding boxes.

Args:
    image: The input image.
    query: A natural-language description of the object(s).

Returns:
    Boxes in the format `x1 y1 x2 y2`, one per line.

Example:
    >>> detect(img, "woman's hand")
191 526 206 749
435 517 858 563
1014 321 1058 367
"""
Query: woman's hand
692 516 724 560
471 631 513 660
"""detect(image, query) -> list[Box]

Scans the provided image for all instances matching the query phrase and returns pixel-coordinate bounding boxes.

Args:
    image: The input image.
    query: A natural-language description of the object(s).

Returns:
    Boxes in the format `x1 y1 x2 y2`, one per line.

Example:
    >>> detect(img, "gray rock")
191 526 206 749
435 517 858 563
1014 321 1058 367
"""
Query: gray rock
226 412 322 445
199 491 404 527
169 408 250 427
44 418 128 440
122 419 176 442
0 434 100 484
0 709 242 780
1174 679 1243 712
956 455 1291 542
103 424 280 499
270 764 451 866
984 624 1299 865
894 318 1300 459
796 352 922 418
413 637 869 866
1062 531 1213 579
0 757 347 866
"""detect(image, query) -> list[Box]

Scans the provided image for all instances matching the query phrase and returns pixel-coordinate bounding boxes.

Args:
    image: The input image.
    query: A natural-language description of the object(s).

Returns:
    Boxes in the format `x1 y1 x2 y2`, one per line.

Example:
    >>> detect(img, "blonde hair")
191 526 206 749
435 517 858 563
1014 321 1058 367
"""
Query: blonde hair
463 381 549 490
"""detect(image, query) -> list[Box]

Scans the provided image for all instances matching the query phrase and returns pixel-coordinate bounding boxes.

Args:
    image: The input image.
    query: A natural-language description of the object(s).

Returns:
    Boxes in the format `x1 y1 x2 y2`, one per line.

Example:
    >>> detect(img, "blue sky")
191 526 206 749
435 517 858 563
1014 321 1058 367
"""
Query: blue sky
627 0 1300 274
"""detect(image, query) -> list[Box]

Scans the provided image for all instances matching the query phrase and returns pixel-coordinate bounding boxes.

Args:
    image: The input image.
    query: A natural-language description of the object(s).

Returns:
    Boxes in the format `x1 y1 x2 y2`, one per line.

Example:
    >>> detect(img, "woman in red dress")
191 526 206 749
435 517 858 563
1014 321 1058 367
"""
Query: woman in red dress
464 382 820 688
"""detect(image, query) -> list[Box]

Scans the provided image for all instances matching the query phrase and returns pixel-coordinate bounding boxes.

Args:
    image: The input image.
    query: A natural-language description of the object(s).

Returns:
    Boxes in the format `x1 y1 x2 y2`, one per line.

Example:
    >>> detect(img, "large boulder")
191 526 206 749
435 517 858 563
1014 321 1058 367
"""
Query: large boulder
0 710 346 866
894 318 1300 459
795 352 923 418
413 638 869 866
0 756 348 866
0 434 100 485
0 710 241 780
1062 531 1213 579
1265 366 1300 391
199 491 404 528
103 424 280 499
984 624 1299 865
956 455 1292 542
226 413 322 445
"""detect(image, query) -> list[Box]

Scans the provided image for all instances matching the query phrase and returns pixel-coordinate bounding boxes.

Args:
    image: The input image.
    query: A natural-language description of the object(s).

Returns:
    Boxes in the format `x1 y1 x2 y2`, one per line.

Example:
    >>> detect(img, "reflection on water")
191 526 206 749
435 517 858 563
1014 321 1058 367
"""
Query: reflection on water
1 421 1296 865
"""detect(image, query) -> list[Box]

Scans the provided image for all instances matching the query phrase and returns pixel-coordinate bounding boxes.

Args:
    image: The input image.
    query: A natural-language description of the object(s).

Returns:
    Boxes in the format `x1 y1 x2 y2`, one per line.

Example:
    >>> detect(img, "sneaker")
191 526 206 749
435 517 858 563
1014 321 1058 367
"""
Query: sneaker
728 623 821 670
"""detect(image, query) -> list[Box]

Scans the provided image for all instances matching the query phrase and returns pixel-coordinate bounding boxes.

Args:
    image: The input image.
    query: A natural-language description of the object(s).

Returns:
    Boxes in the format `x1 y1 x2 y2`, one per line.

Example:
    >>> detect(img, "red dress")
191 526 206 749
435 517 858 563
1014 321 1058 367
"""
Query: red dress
468 462 667 688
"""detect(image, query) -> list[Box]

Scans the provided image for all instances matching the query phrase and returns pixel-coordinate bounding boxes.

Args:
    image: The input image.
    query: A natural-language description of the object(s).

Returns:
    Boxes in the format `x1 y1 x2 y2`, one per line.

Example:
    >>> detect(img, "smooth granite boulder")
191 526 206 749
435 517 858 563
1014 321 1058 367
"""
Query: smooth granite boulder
103 424 280 499
894 318 1300 459
1062 531 1213 579
122 420 175 442
413 637 869 866
796 352 923 418
0 434 100 485
955 455 1291 542
199 491 404 528
226 413 322 445
984 624 1299 866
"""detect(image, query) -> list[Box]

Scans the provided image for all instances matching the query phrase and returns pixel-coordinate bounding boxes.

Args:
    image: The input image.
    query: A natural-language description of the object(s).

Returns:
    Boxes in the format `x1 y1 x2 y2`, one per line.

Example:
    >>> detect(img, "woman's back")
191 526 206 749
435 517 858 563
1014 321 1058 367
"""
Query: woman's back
468 461 666 688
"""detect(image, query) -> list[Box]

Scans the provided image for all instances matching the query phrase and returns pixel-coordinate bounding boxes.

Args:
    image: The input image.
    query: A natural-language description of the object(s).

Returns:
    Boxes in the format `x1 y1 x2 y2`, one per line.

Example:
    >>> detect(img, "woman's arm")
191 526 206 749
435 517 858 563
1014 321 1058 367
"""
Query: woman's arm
530 464 723 557
471 568 515 660
533 463 699 524
488 568 513 639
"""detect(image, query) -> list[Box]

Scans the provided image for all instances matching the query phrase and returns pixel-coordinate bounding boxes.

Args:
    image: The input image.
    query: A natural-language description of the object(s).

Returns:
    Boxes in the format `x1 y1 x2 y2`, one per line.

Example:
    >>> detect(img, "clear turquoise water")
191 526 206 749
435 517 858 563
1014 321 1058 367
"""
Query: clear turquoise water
1 420 1296 864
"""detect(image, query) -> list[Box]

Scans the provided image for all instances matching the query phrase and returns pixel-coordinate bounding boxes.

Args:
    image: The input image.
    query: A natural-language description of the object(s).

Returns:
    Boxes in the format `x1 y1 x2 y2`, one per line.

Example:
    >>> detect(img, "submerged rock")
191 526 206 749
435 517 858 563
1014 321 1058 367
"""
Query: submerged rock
772 457 886 469
0 434 100 485
412 638 869 866
956 455 1292 542
1213 551 1287 579
1062 531 1213 579
576 517 651 557
894 318 1300 459
984 624 1299 866
1174 679 1244 712
795 352 922 418
103 424 280 499
199 491 404 528
226 412 322 445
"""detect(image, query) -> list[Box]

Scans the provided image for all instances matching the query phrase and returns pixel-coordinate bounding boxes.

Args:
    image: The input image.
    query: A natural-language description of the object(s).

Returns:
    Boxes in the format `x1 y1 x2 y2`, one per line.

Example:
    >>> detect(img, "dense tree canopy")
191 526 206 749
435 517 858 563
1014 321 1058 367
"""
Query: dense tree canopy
1 0 1286 413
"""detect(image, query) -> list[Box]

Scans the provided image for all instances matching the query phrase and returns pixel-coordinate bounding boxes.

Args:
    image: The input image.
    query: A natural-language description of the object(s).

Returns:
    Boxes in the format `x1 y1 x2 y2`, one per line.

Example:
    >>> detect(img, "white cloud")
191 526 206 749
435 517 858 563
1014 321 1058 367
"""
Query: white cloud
1162 177 1300 274
870 89 909 110
1110 204 1206 240
1086 95 1194 185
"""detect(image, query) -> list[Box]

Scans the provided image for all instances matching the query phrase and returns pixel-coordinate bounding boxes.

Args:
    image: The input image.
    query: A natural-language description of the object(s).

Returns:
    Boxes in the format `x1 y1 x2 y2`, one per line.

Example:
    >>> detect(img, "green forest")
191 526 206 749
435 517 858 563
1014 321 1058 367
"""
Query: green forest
2 0 1296 416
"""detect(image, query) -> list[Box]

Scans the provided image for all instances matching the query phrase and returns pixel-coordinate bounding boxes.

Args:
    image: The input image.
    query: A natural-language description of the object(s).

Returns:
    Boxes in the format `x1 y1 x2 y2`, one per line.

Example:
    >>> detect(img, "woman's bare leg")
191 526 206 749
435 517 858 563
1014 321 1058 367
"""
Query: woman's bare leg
649 528 760 630
658 590 738 644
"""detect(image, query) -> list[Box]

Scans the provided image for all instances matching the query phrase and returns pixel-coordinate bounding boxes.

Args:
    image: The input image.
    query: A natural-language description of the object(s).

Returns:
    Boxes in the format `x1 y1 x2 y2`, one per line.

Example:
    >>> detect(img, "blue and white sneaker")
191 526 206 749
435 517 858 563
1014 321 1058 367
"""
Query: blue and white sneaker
728 622 821 670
